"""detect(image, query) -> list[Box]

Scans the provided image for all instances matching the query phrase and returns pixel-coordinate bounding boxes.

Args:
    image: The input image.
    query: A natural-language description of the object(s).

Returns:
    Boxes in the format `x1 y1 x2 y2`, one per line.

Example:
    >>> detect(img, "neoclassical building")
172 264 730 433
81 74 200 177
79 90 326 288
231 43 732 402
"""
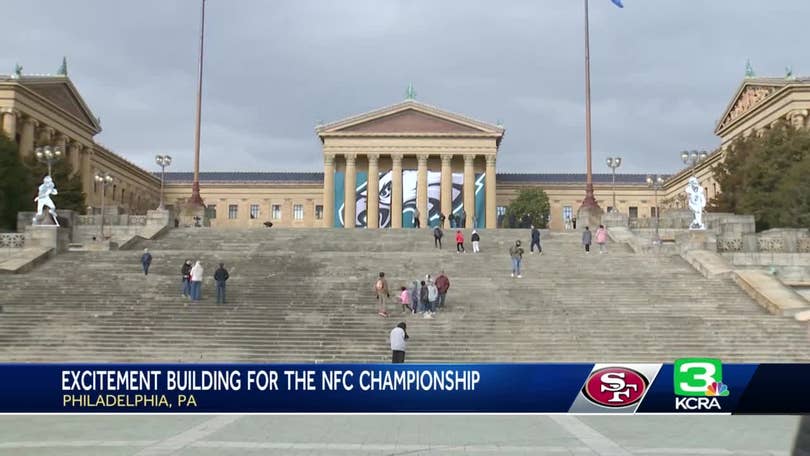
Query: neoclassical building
5 63 807 231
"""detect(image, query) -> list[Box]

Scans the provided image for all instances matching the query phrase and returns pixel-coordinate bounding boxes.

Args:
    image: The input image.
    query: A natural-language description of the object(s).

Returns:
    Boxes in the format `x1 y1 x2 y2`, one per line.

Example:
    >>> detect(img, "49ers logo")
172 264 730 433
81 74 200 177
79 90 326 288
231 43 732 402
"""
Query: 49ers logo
582 367 648 408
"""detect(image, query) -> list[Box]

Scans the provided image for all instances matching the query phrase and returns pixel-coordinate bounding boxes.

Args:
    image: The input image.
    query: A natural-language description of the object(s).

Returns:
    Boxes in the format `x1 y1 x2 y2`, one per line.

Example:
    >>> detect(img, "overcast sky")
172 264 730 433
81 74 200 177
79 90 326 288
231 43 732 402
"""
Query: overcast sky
3 0 806 174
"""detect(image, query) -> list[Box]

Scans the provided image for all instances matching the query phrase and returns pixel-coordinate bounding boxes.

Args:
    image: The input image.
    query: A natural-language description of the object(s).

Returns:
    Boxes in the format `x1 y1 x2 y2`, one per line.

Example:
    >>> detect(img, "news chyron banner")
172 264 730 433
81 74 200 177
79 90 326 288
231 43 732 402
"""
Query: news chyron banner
0 360 807 413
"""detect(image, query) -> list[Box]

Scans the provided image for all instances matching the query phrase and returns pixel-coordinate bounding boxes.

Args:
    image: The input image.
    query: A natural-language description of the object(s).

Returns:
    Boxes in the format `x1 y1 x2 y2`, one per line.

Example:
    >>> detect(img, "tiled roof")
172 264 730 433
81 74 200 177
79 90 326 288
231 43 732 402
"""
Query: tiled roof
163 171 658 185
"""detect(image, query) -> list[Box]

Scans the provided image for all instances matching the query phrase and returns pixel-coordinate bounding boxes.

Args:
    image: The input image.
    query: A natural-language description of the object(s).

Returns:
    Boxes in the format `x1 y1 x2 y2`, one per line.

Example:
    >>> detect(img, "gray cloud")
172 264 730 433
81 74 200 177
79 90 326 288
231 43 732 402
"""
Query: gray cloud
2 0 807 174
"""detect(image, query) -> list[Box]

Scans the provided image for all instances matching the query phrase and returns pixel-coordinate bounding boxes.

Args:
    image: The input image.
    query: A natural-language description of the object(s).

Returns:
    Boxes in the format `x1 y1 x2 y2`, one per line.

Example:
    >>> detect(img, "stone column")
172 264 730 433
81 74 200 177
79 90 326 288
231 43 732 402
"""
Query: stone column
39 126 54 146
68 142 82 176
81 147 94 205
323 154 335 228
54 133 67 159
440 154 453 228
1 109 18 141
463 154 475 228
486 155 497 229
344 154 357 228
391 154 403 229
417 154 429 228
19 117 37 158
366 153 379 229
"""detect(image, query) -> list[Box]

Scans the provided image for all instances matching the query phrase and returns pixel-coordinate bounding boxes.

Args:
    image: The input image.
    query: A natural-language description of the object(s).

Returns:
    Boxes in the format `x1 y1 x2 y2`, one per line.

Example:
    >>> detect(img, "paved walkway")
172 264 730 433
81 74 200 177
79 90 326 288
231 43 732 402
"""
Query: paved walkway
0 415 799 455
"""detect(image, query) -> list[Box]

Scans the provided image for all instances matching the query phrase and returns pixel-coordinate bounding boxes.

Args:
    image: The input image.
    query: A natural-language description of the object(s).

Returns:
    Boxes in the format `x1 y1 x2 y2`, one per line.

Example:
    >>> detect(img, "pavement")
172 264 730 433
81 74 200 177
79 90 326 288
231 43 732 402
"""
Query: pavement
0 415 800 455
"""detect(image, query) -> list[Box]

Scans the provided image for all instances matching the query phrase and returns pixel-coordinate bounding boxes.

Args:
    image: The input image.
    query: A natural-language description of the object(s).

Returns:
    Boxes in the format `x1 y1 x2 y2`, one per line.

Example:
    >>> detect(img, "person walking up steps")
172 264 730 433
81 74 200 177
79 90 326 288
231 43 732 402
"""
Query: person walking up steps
426 278 439 318
419 280 430 317
399 286 412 313
375 272 390 317
435 270 450 308
390 322 409 363
433 225 443 249
409 280 420 314
595 224 608 253
509 240 524 278
455 230 465 253
530 225 542 255
140 248 152 275
413 207 421 228
471 229 480 253
582 226 592 253
214 263 230 304
190 261 204 302
181 260 192 297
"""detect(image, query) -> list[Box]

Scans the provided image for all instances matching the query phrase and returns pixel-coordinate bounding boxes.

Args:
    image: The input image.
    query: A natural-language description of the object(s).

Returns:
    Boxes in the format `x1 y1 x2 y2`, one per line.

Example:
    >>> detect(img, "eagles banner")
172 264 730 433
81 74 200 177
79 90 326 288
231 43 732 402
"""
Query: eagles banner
3 361 810 413
334 170 486 228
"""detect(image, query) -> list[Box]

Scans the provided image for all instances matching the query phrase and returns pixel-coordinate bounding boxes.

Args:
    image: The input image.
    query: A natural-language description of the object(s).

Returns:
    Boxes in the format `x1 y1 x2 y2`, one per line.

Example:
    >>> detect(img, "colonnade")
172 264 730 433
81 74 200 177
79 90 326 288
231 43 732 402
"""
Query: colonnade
323 153 496 229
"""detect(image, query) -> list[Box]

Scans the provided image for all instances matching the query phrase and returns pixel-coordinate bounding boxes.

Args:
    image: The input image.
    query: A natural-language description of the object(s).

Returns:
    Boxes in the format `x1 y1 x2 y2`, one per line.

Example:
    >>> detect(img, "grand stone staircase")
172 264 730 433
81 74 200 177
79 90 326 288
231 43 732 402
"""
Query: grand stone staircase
0 228 806 363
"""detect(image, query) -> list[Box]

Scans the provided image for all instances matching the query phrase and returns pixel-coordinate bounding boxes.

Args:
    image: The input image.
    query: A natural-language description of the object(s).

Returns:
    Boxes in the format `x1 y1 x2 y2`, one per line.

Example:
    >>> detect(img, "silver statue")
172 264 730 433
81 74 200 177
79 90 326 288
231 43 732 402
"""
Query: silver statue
33 176 59 226
685 176 706 230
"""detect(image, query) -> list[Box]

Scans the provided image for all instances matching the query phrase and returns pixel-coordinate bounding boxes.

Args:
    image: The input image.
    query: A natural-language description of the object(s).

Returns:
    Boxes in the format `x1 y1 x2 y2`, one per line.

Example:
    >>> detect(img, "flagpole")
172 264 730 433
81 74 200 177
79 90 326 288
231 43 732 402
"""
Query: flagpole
189 0 206 206
581 0 600 211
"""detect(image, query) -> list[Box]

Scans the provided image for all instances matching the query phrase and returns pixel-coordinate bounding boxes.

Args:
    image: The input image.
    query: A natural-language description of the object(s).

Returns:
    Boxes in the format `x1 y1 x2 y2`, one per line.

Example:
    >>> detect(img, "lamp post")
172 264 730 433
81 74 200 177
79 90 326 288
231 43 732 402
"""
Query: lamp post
605 156 622 213
680 149 709 176
646 174 664 244
155 154 172 210
94 172 113 239
34 145 63 176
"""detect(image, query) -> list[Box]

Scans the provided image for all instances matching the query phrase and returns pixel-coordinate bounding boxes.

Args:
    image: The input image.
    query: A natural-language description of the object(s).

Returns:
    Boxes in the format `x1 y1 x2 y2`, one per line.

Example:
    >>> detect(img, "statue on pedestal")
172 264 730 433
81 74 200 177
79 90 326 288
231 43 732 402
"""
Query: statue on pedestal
33 176 59 226
685 176 706 230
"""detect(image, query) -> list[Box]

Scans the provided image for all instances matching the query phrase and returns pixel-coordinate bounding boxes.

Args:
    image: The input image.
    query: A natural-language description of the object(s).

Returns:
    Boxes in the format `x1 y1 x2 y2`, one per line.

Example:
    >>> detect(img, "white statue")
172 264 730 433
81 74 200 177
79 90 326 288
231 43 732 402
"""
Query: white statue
685 176 706 230
33 175 59 226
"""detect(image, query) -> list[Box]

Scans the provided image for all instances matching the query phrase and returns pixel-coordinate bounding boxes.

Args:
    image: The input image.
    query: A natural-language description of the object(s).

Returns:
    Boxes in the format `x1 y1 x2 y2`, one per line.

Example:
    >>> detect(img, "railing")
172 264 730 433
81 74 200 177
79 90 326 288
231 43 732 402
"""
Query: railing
76 215 147 226
0 233 25 249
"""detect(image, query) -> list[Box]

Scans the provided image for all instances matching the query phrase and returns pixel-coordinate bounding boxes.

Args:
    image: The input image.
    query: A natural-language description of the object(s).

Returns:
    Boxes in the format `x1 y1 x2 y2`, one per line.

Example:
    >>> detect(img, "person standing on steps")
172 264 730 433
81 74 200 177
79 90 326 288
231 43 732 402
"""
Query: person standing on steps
530 225 542 255
410 280 420 314
390 322 409 364
426 278 439 318
375 272 390 317
181 259 192 297
214 263 230 304
439 213 446 228
459 208 466 228
435 270 450 309
509 240 524 278
582 226 592 253
190 260 204 302
455 230 465 253
140 248 152 276
399 286 412 313
419 280 429 316
595 224 608 254
413 207 421 228
471 229 480 253
433 225 443 249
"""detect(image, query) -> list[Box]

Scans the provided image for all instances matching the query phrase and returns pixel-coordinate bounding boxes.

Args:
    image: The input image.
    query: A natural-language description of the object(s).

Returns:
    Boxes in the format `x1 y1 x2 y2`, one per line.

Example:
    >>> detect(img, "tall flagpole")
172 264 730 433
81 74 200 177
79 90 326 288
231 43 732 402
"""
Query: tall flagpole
580 0 600 212
189 0 206 206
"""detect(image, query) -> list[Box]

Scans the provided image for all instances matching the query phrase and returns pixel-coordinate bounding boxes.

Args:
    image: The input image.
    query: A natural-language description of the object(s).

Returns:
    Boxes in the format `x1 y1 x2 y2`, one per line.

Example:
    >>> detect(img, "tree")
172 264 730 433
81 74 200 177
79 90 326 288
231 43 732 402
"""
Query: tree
504 187 550 228
0 134 32 231
24 153 86 216
712 122 810 230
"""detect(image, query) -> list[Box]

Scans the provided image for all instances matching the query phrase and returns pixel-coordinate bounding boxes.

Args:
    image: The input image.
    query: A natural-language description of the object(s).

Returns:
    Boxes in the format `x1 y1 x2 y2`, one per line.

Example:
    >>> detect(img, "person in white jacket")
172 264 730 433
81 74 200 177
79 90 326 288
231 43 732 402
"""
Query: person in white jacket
390 322 408 363
190 261 204 302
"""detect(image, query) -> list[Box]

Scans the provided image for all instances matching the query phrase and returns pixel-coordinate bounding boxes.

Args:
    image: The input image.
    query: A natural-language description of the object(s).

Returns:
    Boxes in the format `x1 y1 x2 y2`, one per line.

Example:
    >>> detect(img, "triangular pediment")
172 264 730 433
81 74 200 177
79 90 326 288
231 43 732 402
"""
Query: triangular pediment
317 100 504 137
716 81 784 133
19 78 101 132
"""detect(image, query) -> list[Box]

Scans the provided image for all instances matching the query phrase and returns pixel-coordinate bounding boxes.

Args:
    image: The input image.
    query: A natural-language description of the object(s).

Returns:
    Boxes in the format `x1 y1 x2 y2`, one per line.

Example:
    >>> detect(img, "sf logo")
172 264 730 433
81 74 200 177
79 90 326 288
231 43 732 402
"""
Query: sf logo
583 367 648 408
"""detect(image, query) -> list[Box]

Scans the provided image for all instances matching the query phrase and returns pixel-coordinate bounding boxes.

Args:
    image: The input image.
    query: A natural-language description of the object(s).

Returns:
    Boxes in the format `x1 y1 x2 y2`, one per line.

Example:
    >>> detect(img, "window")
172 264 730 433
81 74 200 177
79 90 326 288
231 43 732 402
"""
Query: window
228 204 238 219
207 204 217 219
272 204 282 220
112 185 117 201
496 206 507 216
629 206 638 218
651 207 657 217
93 181 97 194
713 182 717 196
293 204 304 220
562 206 573 221
606 206 614 214
250 204 260 219
315 205 324 220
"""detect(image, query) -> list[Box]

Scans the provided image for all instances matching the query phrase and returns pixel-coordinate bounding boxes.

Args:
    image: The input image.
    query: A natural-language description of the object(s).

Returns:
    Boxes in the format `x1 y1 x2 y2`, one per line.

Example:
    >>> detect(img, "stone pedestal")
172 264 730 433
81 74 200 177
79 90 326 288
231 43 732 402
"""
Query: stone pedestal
576 205 604 231
675 230 717 254
24 225 70 253
177 203 207 228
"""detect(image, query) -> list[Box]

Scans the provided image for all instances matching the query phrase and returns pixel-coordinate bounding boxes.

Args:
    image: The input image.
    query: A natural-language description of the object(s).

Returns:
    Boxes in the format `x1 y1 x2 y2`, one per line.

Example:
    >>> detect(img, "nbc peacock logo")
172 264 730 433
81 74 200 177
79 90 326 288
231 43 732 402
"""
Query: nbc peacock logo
705 381 729 397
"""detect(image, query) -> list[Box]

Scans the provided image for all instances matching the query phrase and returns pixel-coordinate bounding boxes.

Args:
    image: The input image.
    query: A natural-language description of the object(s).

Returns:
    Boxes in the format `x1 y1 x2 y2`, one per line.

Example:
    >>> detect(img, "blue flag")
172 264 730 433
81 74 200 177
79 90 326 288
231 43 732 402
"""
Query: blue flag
611 0 624 7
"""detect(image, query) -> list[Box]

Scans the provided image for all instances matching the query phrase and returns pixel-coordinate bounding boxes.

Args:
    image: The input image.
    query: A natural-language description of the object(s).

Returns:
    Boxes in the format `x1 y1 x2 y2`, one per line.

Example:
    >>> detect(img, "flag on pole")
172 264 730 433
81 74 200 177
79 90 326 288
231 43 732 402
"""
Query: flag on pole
610 0 624 7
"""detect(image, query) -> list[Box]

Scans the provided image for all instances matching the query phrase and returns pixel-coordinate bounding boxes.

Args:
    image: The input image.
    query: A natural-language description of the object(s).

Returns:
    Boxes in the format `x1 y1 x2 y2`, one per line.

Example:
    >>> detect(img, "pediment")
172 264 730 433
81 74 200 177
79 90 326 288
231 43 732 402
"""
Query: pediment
337 108 484 134
20 79 100 132
716 83 782 132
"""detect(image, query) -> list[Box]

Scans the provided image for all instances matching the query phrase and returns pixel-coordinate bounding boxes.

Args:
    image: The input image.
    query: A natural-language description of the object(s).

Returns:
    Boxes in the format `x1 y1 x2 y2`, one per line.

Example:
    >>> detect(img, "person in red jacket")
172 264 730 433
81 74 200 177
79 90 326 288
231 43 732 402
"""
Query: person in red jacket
435 270 450 309
455 230 465 253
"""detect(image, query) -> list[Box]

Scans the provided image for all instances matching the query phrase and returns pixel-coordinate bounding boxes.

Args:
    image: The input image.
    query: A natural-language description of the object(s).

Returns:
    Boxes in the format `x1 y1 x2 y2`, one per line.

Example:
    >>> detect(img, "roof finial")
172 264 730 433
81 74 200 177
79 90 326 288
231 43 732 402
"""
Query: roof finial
745 59 755 78
405 82 416 100
57 56 68 76
11 63 22 79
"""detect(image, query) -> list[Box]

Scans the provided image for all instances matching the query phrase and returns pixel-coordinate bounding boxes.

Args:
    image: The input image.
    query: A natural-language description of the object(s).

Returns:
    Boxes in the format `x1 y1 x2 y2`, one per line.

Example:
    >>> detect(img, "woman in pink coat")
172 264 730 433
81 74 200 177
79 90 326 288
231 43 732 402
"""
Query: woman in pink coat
595 224 608 253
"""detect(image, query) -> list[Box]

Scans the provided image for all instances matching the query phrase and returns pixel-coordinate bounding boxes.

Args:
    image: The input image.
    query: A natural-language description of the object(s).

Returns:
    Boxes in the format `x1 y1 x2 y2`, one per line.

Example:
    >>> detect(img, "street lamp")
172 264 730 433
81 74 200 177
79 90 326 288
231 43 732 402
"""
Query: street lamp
34 145 63 176
680 149 709 176
94 172 114 239
646 174 665 244
605 156 622 213
155 154 172 210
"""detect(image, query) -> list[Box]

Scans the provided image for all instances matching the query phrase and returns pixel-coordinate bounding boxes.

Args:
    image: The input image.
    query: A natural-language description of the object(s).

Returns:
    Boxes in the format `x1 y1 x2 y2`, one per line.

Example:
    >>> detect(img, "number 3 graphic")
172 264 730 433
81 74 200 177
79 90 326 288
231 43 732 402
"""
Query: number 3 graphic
678 362 716 393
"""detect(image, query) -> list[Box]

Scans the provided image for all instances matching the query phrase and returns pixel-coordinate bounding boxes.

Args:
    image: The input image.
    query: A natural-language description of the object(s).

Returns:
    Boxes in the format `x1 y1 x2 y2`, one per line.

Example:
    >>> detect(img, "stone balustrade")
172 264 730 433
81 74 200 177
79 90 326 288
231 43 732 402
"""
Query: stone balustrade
0 233 25 249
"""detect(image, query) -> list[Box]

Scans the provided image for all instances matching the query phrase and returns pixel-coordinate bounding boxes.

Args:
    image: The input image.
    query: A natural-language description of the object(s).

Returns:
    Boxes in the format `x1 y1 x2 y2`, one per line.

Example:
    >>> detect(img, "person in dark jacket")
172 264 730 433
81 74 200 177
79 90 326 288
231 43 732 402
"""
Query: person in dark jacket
419 280 430 317
413 207 421 228
582 226 592 253
471 229 481 253
214 263 230 304
433 226 443 249
435 271 450 308
530 225 542 255
140 248 152 275
181 260 192 297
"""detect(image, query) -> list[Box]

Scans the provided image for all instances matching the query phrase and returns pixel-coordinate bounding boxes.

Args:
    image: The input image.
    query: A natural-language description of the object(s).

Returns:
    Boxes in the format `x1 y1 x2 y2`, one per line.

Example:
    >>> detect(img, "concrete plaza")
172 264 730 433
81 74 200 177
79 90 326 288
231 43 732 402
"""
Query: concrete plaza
0 415 800 455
